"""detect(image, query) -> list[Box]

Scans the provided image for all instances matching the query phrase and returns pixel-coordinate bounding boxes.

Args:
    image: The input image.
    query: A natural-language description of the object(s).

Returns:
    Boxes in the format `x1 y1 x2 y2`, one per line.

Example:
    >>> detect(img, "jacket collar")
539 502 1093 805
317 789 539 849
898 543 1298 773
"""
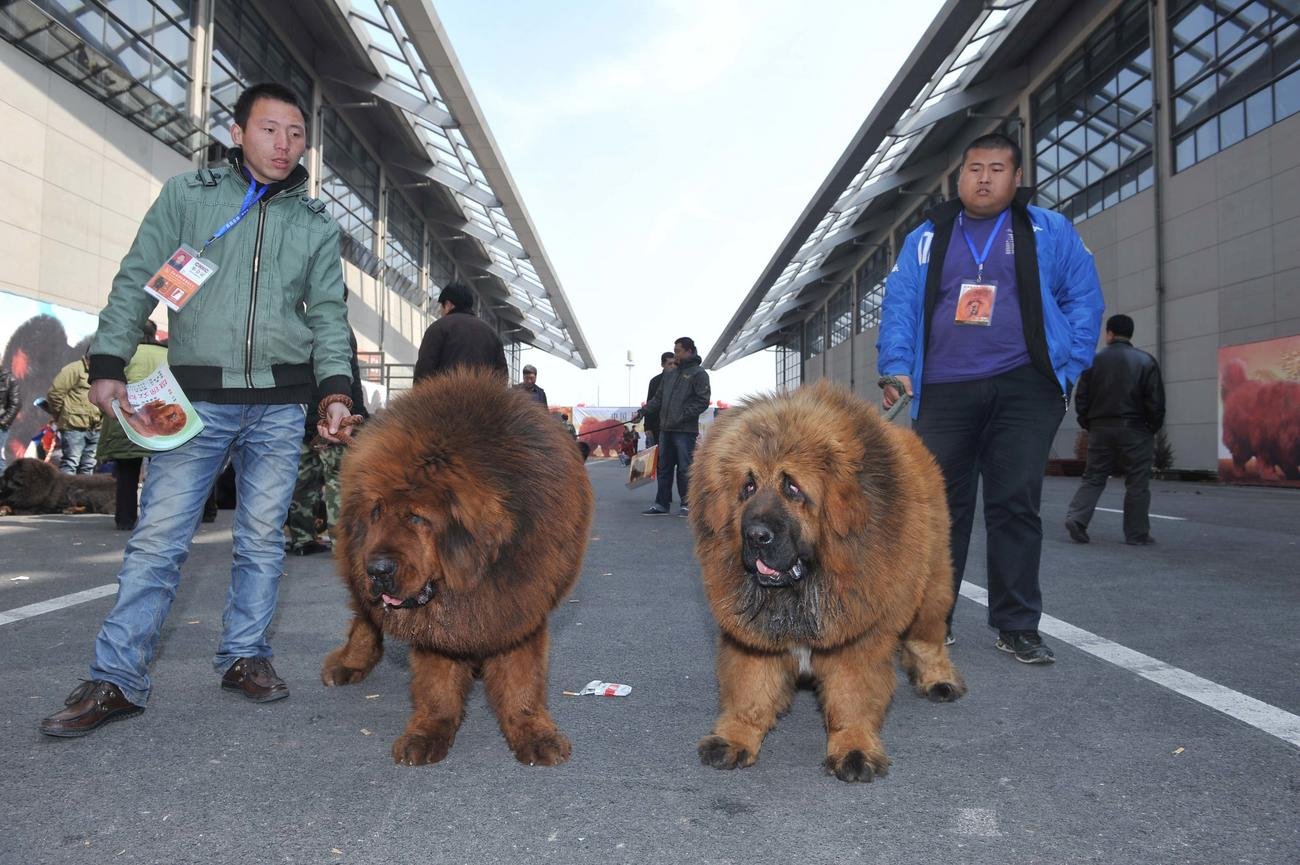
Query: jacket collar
226 147 309 198
925 186 1037 228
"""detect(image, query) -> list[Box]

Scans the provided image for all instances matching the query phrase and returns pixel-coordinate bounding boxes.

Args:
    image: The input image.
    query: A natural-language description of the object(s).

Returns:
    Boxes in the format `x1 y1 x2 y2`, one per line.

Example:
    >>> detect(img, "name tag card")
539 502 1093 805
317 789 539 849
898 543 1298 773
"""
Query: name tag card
143 244 218 312
955 280 997 326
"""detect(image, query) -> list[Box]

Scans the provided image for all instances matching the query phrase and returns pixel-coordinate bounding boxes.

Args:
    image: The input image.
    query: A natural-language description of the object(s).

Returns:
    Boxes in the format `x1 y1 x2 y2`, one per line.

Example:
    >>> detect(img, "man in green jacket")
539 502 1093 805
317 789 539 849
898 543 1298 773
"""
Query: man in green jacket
41 82 359 738
45 355 101 475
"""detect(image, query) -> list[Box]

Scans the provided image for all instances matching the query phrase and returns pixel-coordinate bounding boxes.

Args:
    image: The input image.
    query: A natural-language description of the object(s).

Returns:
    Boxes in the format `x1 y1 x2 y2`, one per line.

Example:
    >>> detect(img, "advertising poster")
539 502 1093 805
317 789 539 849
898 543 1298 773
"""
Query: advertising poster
572 406 637 458
112 365 203 451
1217 334 1300 487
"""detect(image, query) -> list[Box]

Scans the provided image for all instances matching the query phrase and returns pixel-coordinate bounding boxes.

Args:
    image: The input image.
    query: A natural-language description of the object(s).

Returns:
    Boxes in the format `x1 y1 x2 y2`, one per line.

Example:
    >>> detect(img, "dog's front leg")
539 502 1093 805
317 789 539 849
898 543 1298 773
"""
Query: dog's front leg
698 633 796 770
392 647 474 766
482 624 570 766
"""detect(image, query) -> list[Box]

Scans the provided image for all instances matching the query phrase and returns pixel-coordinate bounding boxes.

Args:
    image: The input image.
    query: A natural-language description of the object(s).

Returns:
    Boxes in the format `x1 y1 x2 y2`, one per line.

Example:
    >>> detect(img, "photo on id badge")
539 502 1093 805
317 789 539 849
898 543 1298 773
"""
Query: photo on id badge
955 280 995 326
144 243 217 313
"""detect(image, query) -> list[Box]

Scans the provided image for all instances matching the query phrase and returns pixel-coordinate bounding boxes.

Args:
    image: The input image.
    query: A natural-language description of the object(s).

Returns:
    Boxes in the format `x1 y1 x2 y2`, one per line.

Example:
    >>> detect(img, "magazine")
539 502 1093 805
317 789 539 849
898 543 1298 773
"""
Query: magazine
111 365 204 451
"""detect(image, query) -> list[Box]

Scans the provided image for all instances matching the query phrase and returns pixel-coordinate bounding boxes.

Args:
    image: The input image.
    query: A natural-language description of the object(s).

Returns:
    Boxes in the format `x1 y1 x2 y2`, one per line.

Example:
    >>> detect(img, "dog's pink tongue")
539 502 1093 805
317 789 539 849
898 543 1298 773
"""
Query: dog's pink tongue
382 594 403 607
756 559 779 577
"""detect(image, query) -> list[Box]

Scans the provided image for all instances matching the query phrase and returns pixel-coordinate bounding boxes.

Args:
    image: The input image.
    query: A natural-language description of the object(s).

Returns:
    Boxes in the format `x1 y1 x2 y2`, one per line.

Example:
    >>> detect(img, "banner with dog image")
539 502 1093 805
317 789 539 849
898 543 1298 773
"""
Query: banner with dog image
1217 334 1300 487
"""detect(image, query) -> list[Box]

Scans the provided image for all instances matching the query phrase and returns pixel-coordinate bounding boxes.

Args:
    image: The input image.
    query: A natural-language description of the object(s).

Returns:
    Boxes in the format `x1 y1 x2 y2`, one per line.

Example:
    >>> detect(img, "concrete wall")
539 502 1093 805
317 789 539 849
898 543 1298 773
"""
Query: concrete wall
0 40 191 317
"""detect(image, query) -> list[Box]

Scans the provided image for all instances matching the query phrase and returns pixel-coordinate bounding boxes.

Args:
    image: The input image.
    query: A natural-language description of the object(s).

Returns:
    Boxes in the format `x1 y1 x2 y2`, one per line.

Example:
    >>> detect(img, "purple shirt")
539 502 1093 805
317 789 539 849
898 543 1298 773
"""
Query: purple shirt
924 209 1029 384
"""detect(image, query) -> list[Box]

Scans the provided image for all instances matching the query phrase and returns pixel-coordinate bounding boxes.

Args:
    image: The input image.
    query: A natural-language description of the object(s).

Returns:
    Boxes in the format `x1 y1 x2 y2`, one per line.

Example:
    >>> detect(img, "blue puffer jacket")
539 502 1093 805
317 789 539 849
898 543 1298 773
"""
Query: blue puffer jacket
876 200 1104 420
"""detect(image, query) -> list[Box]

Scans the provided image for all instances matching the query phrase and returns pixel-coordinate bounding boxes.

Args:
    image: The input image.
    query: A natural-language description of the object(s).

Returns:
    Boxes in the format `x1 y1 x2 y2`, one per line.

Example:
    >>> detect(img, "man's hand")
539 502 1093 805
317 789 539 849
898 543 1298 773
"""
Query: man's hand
881 374 913 410
316 400 357 445
89 379 129 417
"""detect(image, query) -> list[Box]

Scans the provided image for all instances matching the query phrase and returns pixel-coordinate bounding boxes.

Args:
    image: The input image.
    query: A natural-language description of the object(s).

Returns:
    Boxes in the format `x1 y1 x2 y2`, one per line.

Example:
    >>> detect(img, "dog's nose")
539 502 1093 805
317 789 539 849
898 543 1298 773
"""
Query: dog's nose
745 522 774 546
366 557 396 591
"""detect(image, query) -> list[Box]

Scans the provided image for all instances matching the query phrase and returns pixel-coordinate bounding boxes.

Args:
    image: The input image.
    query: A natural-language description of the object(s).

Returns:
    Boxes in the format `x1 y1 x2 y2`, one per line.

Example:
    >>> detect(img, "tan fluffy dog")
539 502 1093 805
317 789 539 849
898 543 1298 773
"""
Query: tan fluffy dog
689 381 964 782
321 369 594 767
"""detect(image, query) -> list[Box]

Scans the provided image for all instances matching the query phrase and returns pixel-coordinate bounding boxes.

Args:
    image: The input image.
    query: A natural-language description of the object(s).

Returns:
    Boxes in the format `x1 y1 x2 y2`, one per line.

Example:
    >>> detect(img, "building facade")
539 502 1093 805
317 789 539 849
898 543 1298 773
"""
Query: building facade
0 0 594 397
706 0 1298 471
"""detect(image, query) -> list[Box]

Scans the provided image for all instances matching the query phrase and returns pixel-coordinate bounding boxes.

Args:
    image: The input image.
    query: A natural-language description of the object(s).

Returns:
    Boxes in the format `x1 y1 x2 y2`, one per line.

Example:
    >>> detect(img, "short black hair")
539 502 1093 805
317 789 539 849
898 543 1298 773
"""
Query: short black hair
522 364 537 375
438 282 476 313
1106 314 1135 338
233 83 306 129
660 351 674 364
962 132 1021 171
674 337 697 355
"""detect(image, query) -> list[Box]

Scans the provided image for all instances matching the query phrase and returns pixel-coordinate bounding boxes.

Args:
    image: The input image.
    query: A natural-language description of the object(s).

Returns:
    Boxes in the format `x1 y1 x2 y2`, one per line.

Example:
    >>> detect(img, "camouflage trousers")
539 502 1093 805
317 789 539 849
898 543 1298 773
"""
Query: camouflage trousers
284 440 344 549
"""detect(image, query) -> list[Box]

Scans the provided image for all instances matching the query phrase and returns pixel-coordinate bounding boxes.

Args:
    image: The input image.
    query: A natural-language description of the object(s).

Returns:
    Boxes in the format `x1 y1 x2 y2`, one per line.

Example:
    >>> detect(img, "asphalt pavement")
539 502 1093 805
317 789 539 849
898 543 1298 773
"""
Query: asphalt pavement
0 460 1296 865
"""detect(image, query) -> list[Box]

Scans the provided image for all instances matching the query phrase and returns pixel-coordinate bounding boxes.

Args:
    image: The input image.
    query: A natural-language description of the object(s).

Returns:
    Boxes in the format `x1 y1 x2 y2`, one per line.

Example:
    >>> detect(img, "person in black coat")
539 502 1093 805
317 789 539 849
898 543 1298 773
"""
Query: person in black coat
642 352 674 448
413 282 508 384
1065 314 1166 546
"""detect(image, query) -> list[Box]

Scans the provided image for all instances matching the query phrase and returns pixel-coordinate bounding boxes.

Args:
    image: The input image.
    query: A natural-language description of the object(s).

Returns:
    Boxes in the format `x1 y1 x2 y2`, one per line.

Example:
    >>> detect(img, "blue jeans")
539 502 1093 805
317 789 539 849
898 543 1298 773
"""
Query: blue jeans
0 427 9 472
655 430 698 510
59 428 100 474
91 402 305 705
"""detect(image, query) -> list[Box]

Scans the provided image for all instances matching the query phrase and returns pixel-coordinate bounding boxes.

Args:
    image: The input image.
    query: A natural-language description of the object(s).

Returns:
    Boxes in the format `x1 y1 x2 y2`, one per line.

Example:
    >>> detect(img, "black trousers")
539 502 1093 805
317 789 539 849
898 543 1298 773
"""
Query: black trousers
1066 424 1154 541
914 364 1066 633
114 457 143 529
655 431 697 510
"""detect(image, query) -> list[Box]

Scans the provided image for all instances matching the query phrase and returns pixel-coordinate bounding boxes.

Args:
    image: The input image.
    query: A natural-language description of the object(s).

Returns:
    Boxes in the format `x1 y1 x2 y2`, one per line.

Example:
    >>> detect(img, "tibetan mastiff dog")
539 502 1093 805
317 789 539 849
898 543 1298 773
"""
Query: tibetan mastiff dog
689 381 965 782
321 368 594 767
0 458 114 516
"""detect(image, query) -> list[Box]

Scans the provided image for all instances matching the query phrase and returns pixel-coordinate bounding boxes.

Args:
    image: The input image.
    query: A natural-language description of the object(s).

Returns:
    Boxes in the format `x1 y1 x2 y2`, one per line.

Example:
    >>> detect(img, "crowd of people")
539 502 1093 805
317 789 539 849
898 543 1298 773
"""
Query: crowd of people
15 77 1153 740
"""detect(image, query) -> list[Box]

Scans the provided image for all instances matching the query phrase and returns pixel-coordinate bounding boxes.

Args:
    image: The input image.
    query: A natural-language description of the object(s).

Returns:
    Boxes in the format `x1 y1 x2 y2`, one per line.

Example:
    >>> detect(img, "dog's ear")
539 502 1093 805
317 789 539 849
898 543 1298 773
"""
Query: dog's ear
824 470 870 540
437 476 513 579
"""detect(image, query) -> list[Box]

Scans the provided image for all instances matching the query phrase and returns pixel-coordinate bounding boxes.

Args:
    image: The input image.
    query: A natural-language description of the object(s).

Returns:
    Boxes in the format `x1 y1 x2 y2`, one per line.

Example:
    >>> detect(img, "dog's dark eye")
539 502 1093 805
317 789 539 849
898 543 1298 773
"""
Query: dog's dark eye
408 514 429 528
741 478 756 499
370 504 382 522
783 476 805 502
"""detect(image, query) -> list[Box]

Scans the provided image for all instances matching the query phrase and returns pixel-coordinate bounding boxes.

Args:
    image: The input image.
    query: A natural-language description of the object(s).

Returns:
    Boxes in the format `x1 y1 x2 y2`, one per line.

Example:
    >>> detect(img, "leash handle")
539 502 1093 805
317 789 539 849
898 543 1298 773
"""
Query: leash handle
877 375 912 422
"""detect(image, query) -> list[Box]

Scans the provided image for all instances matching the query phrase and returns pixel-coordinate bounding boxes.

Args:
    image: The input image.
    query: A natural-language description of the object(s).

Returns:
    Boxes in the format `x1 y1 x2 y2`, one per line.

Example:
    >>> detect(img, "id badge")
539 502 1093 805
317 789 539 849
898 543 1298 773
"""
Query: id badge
142 244 218 312
955 280 997 326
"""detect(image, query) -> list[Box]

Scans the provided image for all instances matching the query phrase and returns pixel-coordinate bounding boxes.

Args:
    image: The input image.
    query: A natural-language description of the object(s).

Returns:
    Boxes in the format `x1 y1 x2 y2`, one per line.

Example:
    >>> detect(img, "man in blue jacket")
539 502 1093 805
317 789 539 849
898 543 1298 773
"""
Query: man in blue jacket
877 133 1103 664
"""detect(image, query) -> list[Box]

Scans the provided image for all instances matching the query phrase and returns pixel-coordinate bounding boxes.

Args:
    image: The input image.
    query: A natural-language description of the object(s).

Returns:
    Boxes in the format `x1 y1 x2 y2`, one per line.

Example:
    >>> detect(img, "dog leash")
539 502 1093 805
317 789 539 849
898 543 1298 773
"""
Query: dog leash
876 375 912 423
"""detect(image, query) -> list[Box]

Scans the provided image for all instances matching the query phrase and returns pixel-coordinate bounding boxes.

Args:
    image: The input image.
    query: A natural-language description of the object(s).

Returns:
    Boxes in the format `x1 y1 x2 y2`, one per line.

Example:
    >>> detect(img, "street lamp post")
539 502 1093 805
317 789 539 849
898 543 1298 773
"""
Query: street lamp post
625 350 635 407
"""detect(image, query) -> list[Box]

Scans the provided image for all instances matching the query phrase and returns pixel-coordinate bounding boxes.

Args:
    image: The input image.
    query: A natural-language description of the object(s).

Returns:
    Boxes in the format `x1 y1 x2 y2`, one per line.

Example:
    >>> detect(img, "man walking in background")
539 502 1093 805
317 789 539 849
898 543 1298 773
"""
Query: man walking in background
1065 314 1165 546
515 364 547 406
0 364 19 472
413 282 508 383
634 337 710 517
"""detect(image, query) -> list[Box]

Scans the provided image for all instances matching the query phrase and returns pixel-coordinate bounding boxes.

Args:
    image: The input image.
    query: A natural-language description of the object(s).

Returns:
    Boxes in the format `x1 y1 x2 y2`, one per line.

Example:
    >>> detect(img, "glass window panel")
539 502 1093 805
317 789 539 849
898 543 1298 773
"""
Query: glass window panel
1278 69 1300 120
1245 86 1274 133
1171 4 1214 49
1195 118 1219 159
1219 100 1246 147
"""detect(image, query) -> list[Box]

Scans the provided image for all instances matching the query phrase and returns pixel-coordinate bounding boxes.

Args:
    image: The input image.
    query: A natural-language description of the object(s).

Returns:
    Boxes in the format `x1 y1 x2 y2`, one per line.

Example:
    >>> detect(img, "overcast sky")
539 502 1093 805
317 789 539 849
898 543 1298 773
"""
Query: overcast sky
435 0 945 408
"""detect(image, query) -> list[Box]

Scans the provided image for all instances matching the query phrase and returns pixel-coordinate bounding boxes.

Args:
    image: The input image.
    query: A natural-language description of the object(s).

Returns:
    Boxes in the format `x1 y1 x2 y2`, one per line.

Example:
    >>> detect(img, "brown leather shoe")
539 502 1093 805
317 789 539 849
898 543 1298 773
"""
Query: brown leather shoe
221 657 289 703
40 680 144 738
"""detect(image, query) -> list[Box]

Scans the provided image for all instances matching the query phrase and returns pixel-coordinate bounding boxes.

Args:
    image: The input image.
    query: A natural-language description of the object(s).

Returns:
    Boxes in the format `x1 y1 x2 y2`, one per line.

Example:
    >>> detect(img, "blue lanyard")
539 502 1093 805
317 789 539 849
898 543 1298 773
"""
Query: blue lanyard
200 180 268 254
958 209 1008 281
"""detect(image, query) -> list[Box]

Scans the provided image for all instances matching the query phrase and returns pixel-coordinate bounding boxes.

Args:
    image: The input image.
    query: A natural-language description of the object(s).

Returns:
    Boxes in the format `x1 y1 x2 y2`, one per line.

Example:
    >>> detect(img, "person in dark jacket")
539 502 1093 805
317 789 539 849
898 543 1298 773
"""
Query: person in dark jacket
634 337 711 517
514 364 547 406
1065 314 1166 546
0 366 20 473
413 282 508 383
642 351 675 448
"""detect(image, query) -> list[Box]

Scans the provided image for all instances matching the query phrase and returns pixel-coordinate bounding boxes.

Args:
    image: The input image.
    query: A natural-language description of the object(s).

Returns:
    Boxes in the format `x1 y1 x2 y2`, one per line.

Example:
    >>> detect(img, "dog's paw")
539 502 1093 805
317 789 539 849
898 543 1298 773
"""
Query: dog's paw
0 505 12 517
512 729 571 767
824 748 890 783
922 679 966 703
698 735 756 770
320 651 372 686
391 732 453 766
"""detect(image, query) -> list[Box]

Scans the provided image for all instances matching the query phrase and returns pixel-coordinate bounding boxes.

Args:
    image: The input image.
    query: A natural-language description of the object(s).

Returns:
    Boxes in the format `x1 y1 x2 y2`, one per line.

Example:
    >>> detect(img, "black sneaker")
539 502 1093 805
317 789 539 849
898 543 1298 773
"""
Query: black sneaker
678 506 690 517
1064 519 1089 543
641 505 669 516
995 631 1055 664
1125 534 1156 545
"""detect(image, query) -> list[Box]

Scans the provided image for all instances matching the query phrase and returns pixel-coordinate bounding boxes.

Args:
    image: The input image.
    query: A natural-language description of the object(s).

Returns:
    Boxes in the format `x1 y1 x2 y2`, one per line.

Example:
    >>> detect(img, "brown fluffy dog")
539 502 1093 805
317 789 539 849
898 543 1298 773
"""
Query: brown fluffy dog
689 381 965 782
321 368 594 767
0 458 115 515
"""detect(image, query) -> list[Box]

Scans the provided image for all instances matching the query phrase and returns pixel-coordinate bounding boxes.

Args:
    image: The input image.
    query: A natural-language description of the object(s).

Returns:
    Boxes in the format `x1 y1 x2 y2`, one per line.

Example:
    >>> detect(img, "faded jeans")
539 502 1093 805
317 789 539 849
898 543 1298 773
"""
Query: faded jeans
90 402 304 705
59 428 99 475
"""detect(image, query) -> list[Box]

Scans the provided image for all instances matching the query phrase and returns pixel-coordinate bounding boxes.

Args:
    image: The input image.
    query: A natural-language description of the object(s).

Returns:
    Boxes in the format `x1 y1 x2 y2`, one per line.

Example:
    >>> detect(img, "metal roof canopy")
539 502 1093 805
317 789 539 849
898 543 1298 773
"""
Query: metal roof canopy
704 0 1055 370
275 0 596 368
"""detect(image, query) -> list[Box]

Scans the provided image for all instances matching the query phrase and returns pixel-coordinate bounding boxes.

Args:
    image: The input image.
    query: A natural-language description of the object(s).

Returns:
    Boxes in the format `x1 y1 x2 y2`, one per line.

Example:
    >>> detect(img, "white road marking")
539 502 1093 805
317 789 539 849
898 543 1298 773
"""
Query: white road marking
0 584 117 627
959 582 1300 748
1095 506 1186 521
